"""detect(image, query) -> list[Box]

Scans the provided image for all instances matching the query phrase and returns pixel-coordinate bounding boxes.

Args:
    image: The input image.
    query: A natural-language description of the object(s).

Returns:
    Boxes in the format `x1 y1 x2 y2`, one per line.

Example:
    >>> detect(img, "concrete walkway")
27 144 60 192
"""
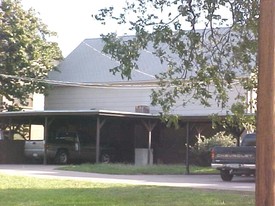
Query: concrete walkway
0 164 255 192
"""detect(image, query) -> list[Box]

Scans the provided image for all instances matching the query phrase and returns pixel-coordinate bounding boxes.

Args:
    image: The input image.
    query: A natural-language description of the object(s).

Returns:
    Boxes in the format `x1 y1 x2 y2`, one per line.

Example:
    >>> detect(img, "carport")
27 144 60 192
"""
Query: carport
0 110 218 171
0 110 160 165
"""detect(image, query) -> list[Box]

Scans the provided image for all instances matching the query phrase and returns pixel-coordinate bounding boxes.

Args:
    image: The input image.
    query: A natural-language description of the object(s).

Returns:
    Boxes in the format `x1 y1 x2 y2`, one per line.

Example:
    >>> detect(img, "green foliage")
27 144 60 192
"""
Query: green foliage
191 131 235 166
94 0 259 128
0 0 62 110
212 102 256 143
195 131 236 150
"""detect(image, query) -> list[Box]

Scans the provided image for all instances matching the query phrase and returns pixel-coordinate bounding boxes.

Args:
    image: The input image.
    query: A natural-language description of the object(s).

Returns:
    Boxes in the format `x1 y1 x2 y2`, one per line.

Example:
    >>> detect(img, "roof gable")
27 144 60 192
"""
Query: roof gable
48 37 168 83
48 29 254 84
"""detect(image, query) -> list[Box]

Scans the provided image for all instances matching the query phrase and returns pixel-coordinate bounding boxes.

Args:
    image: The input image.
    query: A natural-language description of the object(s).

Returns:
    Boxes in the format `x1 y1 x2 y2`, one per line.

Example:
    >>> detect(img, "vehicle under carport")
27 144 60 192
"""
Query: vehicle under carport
0 110 160 164
0 110 216 170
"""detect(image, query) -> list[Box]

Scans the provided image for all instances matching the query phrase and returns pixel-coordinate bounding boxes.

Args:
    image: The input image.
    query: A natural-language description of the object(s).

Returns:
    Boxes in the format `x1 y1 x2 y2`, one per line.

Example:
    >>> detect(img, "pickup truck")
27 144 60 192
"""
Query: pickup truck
211 133 256 181
24 131 113 164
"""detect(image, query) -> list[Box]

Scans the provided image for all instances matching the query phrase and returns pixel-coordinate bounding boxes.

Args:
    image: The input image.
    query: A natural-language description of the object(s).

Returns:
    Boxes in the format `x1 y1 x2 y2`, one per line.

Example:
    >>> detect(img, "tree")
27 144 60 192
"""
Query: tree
93 0 258 130
0 0 62 111
212 102 256 146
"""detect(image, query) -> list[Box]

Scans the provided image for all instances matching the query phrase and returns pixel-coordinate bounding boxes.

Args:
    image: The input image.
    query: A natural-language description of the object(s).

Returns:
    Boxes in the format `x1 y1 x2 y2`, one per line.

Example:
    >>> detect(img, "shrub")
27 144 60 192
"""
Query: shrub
191 132 236 166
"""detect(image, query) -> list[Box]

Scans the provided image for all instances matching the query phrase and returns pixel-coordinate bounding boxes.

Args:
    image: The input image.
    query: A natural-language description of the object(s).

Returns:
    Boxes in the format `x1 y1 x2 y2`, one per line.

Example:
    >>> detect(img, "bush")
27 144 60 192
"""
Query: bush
191 132 236 166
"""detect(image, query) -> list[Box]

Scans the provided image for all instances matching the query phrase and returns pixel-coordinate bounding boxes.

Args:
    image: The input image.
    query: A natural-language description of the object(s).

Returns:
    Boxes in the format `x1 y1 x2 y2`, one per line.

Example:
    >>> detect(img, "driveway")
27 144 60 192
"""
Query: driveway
0 164 255 192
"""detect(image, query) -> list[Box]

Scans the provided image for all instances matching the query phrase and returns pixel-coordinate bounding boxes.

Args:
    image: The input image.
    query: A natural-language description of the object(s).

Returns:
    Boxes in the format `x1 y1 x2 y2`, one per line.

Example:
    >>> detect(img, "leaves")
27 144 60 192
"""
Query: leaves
0 0 62 110
93 0 258 130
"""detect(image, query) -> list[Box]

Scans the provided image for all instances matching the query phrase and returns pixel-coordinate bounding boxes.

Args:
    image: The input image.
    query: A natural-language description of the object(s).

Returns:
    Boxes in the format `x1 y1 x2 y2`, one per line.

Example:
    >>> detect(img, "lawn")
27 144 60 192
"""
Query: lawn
59 163 218 175
0 174 254 206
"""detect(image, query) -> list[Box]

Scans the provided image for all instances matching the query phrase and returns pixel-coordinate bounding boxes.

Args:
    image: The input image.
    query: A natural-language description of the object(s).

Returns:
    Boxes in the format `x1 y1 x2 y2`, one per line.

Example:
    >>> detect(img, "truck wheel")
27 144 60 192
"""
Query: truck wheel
55 150 69 164
220 170 233 182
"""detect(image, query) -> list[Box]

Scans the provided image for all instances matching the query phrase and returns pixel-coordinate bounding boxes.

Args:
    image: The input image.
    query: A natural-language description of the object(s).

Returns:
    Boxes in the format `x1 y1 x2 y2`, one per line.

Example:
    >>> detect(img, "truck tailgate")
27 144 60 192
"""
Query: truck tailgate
24 140 44 159
212 146 256 164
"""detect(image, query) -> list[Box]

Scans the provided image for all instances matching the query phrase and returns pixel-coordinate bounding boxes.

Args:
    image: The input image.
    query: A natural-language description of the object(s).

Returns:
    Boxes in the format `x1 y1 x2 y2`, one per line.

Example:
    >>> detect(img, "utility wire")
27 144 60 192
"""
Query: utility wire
0 73 160 89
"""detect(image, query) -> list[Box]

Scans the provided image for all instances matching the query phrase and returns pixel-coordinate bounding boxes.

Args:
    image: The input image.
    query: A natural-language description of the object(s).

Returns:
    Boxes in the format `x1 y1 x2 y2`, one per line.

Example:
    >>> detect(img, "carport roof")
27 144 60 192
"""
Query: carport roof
0 110 159 119
0 110 162 126
0 109 213 122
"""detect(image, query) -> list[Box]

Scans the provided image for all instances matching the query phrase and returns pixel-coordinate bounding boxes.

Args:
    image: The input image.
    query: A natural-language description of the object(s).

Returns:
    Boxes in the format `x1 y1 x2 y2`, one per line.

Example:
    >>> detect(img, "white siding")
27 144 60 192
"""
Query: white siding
33 93 45 110
45 83 247 116
45 87 154 113
171 84 246 116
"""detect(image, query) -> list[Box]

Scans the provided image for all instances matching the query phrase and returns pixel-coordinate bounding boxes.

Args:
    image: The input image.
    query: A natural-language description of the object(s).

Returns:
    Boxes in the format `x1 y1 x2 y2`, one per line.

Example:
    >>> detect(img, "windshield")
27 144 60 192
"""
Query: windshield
241 133 256 146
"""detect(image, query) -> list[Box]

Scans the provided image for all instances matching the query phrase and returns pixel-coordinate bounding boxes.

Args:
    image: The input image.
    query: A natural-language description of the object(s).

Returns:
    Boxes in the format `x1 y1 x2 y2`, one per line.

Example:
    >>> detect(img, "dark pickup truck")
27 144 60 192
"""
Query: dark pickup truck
211 133 256 181
25 131 113 164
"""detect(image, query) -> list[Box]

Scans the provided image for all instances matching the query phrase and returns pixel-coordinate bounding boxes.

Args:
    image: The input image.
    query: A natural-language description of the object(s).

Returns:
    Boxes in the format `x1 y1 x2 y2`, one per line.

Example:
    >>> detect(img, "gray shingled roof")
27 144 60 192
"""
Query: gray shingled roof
48 29 254 84
48 37 168 83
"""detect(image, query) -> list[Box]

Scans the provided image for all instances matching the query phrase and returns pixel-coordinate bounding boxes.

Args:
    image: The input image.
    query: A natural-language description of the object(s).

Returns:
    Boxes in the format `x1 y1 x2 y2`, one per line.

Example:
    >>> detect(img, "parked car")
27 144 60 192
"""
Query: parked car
211 133 256 181
24 131 113 164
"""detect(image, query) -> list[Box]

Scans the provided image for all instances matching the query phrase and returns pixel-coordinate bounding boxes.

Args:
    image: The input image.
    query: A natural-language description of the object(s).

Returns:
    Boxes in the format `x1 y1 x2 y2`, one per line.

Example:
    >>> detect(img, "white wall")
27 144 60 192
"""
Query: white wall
45 86 155 112
33 93 45 110
45 83 246 116
1 93 44 111
30 125 44 140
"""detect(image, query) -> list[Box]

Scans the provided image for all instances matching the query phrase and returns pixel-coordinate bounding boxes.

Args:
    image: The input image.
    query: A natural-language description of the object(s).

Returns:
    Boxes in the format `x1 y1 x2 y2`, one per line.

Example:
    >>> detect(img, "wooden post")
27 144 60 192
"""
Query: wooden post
96 117 100 163
148 129 152 165
186 122 190 174
43 117 48 165
142 120 157 165
256 0 275 205
96 117 106 163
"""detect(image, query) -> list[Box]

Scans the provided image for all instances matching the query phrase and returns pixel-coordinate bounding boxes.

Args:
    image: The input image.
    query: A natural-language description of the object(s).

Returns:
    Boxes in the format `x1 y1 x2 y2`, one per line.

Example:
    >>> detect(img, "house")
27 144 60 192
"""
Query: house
0 36 255 165
41 37 254 164
45 37 247 116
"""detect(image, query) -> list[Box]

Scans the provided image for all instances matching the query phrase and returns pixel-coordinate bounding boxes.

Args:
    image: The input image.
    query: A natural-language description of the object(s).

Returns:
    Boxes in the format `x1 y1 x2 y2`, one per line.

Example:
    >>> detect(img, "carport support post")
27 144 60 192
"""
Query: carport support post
148 129 152 165
185 122 190 174
96 117 106 163
142 120 157 165
256 0 275 205
43 117 48 165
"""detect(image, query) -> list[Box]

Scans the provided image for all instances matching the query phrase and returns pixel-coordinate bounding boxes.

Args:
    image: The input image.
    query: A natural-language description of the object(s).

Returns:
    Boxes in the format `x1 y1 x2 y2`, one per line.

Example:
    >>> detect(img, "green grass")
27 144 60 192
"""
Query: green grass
59 163 218 175
0 174 254 206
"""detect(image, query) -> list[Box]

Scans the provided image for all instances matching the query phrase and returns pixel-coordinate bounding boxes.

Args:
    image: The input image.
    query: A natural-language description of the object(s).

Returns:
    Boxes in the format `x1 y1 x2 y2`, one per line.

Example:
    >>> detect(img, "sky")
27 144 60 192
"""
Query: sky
20 1 232 58
21 0 129 57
